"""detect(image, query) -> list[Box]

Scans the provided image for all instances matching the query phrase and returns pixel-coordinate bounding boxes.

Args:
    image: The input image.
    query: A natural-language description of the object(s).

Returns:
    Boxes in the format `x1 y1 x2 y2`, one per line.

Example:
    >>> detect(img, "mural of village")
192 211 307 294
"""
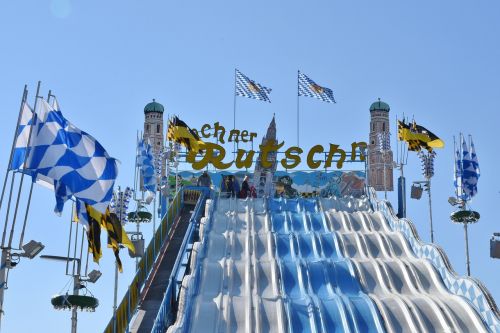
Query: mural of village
167 170 366 198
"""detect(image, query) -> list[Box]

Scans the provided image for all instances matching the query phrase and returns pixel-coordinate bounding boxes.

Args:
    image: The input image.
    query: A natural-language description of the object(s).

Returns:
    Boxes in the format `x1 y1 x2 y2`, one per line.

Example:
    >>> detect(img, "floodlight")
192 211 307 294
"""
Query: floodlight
21 240 44 259
87 269 102 283
490 233 500 259
145 192 155 205
410 184 423 200
448 197 459 206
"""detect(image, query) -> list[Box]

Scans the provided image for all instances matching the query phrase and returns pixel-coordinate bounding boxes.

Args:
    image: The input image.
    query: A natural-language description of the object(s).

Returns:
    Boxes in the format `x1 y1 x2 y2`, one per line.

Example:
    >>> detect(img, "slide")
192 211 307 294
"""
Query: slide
166 194 497 333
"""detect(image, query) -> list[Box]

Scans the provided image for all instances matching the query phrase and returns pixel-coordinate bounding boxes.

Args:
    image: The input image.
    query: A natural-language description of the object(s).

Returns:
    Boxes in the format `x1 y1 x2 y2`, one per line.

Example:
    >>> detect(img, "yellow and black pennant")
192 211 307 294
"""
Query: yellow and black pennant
167 116 205 154
398 120 444 152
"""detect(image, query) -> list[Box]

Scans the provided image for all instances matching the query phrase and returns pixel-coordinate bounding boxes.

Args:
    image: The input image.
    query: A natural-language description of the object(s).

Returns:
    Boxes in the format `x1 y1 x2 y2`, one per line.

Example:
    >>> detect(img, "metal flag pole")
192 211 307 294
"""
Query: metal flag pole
418 150 436 243
8 90 50 249
427 177 434 243
395 115 408 218
383 150 387 200
0 83 40 331
449 134 480 276
233 69 237 160
17 89 52 250
297 70 300 147
113 259 119 333
464 222 471 276
71 223 81 333
0 85 28 215
7 82 42 248
112 187 121 333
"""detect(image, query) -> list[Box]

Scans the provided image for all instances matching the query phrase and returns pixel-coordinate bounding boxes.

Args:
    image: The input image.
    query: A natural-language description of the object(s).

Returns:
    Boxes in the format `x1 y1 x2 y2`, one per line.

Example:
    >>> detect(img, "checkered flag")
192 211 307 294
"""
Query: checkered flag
298 71 336 103
235 69 272 103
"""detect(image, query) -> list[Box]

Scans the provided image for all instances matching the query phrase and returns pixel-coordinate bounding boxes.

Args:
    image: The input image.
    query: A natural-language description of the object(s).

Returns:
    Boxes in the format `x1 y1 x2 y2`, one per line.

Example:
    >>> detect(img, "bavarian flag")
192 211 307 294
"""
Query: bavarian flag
398 120 444 152
298 71 336 103
235 69 272 103
167 116 205 154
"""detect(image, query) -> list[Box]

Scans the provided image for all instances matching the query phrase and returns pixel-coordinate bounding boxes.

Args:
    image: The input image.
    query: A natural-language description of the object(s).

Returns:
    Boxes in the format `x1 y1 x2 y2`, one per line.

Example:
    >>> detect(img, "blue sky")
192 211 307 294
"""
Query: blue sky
1 1 499 331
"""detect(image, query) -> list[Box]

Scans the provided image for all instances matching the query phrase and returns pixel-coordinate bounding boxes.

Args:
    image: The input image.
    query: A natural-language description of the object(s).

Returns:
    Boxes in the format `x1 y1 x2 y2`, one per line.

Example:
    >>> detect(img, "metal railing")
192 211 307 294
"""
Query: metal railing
150 186 210 333
103 190 182 333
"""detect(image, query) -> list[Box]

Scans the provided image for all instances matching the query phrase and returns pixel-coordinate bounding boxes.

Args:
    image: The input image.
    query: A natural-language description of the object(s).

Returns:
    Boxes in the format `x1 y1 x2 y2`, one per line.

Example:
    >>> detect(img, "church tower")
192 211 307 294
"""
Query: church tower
253 116 278 197
368 99 394 191
143 99 165 177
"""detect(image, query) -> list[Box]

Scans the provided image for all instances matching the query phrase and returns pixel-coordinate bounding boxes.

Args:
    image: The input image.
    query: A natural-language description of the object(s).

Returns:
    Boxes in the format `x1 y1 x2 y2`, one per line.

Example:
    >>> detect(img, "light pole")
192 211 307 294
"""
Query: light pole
41 255 101 333
110 187 132 333
418 150 436 243
377 132 391 200
449 134 481 275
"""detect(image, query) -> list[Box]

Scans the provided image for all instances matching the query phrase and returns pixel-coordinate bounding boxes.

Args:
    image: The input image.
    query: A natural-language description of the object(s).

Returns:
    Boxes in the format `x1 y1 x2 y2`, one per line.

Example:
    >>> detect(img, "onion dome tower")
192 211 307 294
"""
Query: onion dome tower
253 116 278 197
143 99 165 177
368 99 394 191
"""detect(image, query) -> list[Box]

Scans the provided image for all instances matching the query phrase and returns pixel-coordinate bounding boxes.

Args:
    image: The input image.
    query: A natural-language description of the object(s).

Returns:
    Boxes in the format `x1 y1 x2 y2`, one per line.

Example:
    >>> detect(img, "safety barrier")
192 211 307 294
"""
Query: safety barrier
103 190 182 333
368 187 500 332
150 187 210 333
183 189 202 205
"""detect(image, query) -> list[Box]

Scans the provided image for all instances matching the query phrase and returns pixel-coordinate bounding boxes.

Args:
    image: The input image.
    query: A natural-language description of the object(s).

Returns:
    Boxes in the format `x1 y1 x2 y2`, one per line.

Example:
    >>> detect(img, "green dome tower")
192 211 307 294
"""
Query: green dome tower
368 98 394 192
143 99 165 178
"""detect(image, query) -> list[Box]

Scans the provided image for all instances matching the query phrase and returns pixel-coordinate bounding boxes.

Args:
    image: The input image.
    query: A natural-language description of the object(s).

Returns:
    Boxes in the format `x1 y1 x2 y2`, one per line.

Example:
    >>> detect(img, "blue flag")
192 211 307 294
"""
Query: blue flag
12 98 118 215
137 139 157 194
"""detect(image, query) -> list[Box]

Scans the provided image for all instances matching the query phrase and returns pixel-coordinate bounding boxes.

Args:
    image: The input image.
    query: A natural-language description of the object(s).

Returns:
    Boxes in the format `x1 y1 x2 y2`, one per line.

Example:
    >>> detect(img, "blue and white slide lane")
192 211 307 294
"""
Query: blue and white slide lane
166 195 495 332
320 197 493 333
269 198 385 333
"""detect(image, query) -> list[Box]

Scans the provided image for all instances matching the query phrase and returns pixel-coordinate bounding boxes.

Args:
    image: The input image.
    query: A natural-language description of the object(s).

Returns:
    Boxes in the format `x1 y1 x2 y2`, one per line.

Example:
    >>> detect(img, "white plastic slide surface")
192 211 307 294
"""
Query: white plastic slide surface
167 196 494 333
321 197 489 333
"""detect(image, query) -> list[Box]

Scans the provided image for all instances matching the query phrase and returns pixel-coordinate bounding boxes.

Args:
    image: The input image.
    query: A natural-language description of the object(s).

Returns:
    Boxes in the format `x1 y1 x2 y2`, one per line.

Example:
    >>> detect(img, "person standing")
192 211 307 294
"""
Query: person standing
240 175 250 198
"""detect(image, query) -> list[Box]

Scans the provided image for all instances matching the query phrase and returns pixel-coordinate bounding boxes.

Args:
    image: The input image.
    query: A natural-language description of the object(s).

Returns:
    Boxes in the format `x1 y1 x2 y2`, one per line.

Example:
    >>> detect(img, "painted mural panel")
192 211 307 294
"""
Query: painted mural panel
167 170 366 198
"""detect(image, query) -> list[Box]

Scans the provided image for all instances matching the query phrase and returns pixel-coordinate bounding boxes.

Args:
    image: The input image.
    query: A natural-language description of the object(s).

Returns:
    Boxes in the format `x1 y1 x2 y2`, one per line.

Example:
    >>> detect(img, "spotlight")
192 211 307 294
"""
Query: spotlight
410 184 423 200
491 233 500 259
21 240 44 259
87 269 102 283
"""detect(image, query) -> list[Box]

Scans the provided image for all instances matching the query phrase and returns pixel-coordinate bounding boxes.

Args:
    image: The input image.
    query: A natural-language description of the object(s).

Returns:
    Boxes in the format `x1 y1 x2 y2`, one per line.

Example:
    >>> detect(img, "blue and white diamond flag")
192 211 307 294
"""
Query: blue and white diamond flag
453 146 463 199
10 101 35 171
461 136 479 199
298 71 336 103
12 98 118 214
137 139 157 194
235 69 272 103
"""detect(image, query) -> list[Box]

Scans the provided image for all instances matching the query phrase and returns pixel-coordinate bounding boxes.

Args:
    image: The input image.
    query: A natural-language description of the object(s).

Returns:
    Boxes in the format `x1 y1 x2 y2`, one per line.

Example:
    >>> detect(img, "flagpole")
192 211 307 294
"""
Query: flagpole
0 83 40 330
112 259 119 333
297 70 300 147
428 177 434 243
18 89 52 250
0 85 28 215
233 69 237 160
0 85 28 247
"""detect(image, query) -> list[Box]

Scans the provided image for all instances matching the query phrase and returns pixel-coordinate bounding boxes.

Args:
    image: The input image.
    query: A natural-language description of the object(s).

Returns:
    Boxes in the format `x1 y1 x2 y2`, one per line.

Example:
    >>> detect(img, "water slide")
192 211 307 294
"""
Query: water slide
165 194 499 332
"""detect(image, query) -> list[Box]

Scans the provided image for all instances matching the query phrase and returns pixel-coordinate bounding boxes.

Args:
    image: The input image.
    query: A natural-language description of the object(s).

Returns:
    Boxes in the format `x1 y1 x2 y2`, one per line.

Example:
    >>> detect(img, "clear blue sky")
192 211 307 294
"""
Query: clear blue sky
1 1 499 332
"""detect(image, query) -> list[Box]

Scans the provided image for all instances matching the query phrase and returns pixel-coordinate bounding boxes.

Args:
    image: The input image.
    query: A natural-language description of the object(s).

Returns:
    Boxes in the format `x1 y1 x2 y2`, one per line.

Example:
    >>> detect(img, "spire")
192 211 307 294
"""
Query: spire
264 115 276 141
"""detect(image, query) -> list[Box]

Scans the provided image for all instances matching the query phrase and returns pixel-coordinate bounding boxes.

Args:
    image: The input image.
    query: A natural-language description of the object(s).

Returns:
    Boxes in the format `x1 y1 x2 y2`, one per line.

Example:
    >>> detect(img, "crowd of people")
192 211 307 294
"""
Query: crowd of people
221 174 257 198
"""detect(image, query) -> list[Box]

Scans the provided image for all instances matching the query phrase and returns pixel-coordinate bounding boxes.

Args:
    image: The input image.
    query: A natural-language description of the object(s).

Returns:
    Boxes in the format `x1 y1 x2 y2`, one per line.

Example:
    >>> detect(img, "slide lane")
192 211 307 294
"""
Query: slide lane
168 198 288 333
270 199 385 333
322 204 490 333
